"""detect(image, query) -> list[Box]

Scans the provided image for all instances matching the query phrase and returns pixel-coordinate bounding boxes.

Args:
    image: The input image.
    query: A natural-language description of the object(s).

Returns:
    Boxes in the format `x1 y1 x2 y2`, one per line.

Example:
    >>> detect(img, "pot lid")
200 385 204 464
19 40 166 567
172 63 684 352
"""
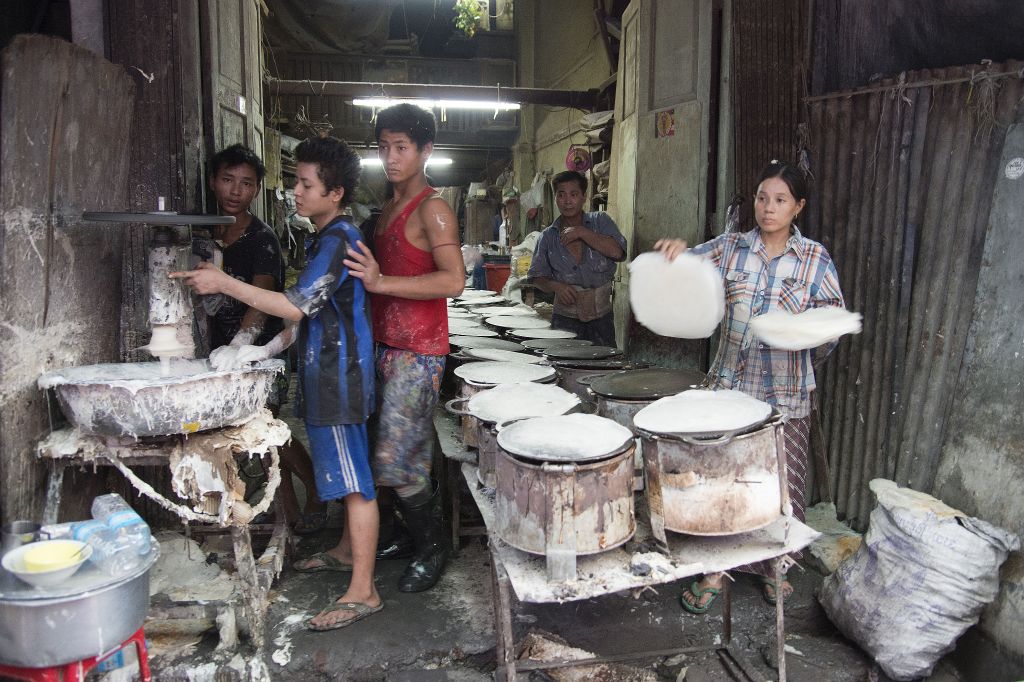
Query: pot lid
633 389 772 435
473 306 536 316
543 345 621 361
468 383 580 423
497 414 634 462
448 320 486 333
520 338 594 350
454 361 556 385
448 336 524 352
485 316 550 329
447 327 499 338
508 328 578 339
589 368 707 400
553 358 633 370
456 295 507 306
462 348 545 364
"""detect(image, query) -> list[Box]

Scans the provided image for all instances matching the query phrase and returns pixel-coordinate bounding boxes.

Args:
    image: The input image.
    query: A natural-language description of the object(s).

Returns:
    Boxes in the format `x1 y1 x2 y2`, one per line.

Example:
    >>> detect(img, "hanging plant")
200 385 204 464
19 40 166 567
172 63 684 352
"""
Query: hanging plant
453 0 483 38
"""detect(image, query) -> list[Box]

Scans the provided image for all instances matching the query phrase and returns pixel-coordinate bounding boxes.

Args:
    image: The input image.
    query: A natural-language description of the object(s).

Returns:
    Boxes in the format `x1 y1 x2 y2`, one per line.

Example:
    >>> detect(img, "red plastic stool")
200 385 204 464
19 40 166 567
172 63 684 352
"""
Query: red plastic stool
0 626 151 682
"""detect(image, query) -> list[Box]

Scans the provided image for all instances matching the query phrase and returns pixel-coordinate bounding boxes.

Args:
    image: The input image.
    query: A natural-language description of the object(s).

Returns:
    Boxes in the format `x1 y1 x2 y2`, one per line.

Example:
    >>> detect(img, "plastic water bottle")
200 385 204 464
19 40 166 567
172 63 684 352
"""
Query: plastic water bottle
90 493 151 556
71 520 144 578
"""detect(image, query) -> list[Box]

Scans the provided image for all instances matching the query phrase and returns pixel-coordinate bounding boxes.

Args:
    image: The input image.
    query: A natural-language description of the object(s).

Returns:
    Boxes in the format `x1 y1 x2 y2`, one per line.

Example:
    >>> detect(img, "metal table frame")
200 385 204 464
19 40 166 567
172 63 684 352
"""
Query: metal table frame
470 465 792 681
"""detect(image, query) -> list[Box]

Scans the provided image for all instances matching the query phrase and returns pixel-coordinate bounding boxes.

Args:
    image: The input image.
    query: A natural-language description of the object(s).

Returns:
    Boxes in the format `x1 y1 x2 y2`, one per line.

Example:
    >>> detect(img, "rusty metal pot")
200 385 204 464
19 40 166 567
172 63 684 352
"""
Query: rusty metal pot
494 415 636 582
450 362 557 448
587 368 707 434
638 411 786 537
445 383 580 486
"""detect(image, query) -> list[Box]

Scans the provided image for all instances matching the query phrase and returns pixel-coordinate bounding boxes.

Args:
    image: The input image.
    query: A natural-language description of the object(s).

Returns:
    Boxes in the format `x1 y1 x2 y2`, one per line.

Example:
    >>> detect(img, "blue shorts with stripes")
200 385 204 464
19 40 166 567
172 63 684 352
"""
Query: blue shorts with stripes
305 422 376 502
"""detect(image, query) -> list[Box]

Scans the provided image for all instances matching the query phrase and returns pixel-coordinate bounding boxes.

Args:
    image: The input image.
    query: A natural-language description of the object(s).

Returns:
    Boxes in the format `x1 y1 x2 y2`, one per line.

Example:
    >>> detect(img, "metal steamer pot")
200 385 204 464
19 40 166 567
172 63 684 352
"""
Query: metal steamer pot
450 363 557 448
445 400 583 488
494 424 636 582
541 346 634 403
587 368 708 435
0 562 152 667
638 410 787 536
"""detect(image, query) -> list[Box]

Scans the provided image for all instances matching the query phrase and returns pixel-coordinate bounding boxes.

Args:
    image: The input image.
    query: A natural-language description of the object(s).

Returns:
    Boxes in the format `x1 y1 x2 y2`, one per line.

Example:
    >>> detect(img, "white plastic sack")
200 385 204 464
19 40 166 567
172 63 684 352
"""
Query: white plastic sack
818 479 1019 681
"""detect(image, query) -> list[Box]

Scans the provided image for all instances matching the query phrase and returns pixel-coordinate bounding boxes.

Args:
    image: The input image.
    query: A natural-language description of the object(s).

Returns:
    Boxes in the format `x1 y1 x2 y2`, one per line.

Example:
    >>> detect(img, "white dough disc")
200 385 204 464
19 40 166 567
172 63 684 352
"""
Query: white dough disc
448 319 485 332
749 307 862 351
628 251 725 339
474 306 537 316
467 383 580 423
457 289 494 298
509 328 577 339
458 295 507 306
485 316 550 329
497 413 634 462
462 348 545 364
454 361 555 385
447 327 499 337
633 389 772 435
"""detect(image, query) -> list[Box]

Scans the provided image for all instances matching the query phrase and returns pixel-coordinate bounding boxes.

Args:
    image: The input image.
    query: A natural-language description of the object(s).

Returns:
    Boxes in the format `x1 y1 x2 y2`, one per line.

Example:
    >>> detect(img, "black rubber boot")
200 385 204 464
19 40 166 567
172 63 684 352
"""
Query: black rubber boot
376 523 414 561
396 485 450 593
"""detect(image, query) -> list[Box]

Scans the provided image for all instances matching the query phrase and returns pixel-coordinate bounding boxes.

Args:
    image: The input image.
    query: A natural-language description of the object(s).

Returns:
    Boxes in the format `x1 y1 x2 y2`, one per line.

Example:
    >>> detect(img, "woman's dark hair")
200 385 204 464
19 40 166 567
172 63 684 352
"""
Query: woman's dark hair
294 136 361 206
756 160 808 203
209 143 265 182
552 170 588 194
374 103 437 149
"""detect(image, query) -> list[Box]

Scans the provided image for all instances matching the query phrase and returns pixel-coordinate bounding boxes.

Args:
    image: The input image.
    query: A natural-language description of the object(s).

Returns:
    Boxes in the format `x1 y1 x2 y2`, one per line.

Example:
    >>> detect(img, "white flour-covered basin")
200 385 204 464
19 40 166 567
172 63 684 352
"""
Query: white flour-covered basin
38 359 284 437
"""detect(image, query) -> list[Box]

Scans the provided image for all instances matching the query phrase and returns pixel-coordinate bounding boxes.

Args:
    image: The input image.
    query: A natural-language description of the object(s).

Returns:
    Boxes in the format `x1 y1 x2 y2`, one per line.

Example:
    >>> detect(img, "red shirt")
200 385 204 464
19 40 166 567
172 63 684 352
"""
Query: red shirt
372 186 450 355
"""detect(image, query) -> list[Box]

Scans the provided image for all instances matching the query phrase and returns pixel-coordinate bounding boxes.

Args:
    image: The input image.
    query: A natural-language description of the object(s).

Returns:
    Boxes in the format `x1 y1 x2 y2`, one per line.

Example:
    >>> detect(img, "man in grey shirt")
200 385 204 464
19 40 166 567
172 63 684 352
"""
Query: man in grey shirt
527 170 627 346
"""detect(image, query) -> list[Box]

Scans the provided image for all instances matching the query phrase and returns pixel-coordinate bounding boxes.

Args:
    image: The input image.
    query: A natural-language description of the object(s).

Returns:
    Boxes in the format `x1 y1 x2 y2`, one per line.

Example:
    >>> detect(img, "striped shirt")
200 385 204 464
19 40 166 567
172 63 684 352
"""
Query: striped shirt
284 216 375 426
691 227 844 418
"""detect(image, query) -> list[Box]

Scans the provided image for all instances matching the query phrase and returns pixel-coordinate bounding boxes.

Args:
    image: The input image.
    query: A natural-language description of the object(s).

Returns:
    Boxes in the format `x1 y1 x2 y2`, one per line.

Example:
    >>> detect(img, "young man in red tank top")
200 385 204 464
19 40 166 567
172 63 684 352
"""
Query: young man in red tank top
344 103 464 592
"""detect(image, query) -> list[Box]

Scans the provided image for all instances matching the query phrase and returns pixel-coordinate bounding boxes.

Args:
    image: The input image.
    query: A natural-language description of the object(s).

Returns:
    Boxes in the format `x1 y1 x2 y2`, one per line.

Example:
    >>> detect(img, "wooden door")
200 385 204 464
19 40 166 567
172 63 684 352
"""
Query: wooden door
201 0 265 216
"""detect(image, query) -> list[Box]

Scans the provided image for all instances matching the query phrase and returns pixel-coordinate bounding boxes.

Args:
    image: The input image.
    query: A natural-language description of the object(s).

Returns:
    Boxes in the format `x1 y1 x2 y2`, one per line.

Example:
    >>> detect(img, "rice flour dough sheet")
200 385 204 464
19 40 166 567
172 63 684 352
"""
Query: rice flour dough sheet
448 319 486 333
462 348 545 364
454 361 556 385
509 328 577 339
497 413 634 462
628 251 725 338
474 306 537 317
467 383 580 423
633 389 772 435
749 307 862 351
447 326 499 338
485 316 550 329
448 336 524 351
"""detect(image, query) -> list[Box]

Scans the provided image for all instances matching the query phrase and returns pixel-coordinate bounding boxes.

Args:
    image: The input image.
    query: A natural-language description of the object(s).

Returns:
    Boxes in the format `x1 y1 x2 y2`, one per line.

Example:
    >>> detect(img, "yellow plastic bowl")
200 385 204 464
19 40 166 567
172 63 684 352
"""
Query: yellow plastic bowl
22 540 87 572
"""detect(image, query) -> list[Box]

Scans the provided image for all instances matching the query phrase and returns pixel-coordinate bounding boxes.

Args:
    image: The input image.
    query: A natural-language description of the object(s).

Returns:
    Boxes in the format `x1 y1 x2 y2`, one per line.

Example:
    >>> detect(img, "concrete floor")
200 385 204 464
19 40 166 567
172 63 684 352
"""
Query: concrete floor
139 405 996 681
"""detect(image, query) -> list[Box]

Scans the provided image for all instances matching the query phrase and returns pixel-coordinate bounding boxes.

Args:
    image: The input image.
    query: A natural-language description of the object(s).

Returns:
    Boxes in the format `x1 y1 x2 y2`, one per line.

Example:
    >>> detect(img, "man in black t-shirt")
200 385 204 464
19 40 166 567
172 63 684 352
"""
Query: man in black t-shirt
206 144 326 534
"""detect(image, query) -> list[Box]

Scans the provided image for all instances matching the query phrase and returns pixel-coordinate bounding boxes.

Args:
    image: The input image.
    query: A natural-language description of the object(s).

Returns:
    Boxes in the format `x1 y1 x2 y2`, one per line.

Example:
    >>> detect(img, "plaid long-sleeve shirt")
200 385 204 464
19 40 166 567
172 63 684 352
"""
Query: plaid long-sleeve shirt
690 227 845 418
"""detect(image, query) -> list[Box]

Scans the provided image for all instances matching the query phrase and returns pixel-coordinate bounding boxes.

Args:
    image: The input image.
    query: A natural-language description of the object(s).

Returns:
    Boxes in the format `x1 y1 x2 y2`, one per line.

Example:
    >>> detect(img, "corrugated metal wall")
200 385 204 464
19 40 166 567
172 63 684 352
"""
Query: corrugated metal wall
730 0 808 226
803 62 1024 529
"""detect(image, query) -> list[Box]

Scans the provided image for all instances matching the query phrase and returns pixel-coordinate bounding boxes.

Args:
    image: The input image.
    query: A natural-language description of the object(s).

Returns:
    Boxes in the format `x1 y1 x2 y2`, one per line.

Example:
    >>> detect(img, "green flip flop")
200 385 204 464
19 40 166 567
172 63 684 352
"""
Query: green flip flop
762 576 793 605
680 580 720 614
292 551 353 573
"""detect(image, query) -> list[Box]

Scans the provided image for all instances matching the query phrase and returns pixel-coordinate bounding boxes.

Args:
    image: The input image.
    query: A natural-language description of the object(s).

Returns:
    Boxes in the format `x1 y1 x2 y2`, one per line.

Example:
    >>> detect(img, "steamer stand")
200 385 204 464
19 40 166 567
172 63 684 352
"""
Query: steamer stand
20 211 291 665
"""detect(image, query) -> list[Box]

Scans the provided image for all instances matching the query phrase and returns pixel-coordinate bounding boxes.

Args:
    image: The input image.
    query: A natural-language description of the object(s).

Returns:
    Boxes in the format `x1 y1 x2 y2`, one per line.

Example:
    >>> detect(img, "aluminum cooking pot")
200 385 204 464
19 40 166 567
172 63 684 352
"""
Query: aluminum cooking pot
638 410 786 537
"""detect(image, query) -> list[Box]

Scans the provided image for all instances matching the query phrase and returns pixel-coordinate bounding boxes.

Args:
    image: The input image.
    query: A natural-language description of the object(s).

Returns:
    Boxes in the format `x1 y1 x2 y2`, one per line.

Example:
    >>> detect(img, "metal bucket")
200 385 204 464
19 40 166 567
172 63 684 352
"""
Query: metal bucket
638 413 785 536
0 566 151 667
494 440 635 582
38 359 284 438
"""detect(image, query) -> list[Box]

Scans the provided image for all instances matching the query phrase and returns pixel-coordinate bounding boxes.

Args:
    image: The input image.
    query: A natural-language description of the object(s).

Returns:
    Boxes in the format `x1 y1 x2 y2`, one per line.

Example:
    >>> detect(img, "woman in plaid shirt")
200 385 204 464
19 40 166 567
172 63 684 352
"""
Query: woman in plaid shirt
655 161 845 612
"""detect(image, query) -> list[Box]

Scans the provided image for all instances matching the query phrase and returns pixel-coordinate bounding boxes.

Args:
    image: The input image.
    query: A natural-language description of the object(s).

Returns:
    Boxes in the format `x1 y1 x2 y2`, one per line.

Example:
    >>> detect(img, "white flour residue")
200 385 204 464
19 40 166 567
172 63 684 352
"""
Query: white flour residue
272 612 309 667
1 320 91 407
295 274 336 316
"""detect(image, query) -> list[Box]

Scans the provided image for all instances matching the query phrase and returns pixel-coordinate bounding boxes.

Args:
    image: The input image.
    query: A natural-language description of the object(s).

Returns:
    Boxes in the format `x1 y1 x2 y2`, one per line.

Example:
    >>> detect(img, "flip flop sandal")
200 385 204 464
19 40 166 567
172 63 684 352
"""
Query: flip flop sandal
307 600 384 632
762 577 793 605
680 580 720 614
292 551 353 573
294 511 327 535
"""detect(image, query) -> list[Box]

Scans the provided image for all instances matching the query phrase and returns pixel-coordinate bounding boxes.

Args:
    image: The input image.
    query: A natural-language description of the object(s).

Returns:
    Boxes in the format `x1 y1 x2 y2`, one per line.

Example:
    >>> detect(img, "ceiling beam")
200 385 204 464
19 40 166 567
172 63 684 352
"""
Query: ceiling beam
265 78 600 111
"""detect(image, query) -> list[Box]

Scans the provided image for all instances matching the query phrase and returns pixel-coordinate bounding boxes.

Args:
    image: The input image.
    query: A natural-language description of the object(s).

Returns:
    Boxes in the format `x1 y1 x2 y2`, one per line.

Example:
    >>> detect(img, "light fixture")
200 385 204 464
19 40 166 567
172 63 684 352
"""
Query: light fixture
352 97 520 111
359 157 453 167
